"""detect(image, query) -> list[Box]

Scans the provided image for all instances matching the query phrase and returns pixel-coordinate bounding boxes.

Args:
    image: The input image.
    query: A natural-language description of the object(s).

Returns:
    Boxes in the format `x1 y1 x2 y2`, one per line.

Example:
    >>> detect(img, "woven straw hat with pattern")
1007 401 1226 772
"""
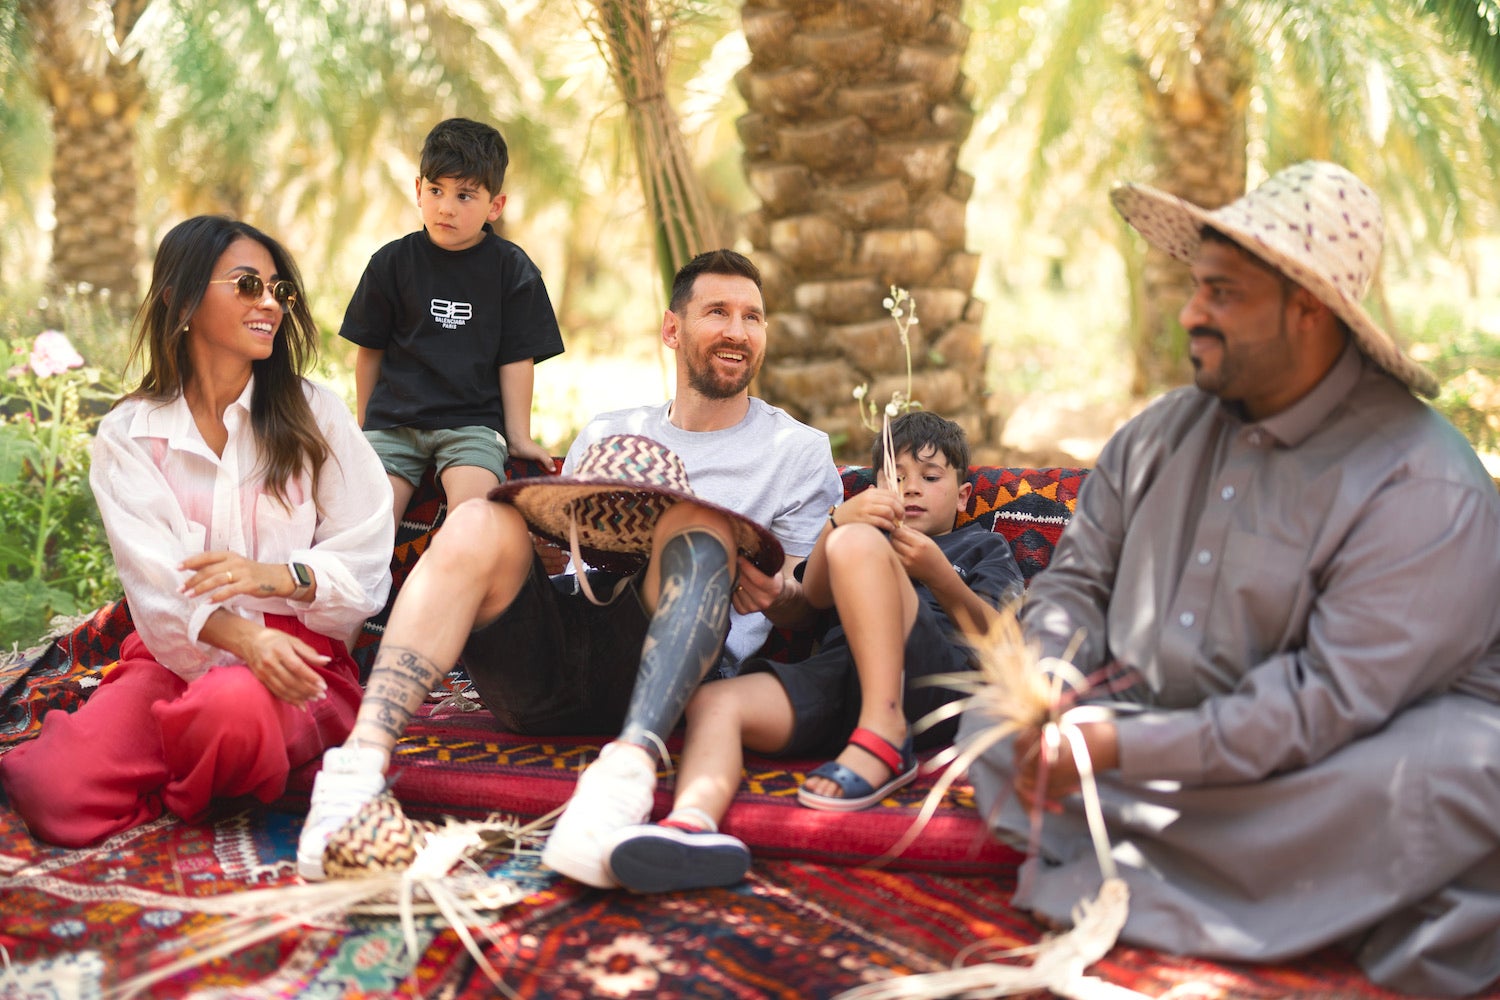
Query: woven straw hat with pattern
489 433 784 576
1110 160 1438 397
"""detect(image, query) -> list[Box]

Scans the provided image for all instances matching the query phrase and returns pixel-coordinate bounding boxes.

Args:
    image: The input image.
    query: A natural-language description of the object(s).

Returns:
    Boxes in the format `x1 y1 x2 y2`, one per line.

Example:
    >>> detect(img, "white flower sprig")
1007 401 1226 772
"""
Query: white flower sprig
854 286 922 432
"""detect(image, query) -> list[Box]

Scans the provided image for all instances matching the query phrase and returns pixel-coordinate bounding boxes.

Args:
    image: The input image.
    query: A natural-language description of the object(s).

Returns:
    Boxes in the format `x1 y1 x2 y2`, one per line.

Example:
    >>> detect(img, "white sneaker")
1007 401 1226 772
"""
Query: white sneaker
296 745 388 880
541 742 657 888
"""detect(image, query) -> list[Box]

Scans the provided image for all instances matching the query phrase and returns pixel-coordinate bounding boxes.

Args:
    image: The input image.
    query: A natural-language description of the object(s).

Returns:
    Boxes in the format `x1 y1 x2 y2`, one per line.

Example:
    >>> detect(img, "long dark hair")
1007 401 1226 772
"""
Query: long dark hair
124 215 330 505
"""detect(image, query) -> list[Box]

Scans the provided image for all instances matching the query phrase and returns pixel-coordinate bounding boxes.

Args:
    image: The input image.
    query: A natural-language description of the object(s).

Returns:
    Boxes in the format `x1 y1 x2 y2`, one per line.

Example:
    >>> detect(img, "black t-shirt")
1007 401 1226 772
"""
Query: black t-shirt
340 226 564 432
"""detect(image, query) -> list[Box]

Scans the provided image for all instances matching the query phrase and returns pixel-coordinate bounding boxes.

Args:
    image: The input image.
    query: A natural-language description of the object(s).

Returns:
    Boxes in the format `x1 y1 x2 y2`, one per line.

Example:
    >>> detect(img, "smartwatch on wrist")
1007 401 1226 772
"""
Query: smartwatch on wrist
288 561 314 602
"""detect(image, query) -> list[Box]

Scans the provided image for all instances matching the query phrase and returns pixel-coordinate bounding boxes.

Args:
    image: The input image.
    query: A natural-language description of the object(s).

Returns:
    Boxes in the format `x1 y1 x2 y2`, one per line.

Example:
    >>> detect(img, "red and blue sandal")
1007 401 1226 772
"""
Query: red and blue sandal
797 727 918 813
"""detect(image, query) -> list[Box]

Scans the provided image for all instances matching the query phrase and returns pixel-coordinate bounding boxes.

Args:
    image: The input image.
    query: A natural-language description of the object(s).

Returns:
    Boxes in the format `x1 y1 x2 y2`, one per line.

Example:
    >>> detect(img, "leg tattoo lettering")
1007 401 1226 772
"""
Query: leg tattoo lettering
361 646 446 743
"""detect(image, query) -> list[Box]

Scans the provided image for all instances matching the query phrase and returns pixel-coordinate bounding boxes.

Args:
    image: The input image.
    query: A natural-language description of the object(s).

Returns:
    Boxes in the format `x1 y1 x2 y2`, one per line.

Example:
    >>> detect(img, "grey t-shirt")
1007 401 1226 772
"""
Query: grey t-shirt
564 398 842 667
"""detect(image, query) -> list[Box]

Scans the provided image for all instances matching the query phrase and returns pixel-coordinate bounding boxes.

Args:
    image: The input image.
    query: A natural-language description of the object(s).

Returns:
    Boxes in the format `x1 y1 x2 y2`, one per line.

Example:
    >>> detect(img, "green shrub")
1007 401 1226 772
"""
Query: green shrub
0 287 124 651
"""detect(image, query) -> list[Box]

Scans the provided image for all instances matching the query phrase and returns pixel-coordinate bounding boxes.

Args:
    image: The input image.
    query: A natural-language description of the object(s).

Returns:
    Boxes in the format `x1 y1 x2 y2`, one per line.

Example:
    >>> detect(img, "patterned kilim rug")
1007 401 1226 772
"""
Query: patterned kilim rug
0 799 1427 999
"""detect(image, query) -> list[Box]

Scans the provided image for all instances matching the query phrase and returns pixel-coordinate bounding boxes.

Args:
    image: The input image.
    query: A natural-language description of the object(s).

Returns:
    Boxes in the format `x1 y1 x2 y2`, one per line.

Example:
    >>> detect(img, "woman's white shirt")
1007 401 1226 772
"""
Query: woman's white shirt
89 378 394 680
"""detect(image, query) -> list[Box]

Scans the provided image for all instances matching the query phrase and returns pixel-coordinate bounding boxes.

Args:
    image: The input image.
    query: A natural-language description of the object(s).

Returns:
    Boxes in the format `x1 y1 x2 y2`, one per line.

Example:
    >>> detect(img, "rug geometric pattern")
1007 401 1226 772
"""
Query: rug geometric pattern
0 800 1429 999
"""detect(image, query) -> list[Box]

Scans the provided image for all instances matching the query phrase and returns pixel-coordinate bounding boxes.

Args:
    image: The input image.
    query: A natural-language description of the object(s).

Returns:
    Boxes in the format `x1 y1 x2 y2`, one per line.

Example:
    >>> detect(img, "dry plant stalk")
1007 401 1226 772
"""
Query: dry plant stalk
103 795 557 1000
847 609 1146 1000
583 0 723 284
877 410 899 510
855 286 922 433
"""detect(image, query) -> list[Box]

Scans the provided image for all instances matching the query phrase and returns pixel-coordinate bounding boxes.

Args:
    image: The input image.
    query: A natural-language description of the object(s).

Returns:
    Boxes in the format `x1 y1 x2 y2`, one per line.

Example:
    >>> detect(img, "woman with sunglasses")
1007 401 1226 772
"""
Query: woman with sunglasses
0 216 394 847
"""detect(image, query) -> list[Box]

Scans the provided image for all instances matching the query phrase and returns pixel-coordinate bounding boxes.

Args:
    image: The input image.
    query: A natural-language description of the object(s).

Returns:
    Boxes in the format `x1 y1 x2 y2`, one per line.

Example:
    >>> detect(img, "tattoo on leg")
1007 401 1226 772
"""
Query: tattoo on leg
360 646 446 742
621 530 731 751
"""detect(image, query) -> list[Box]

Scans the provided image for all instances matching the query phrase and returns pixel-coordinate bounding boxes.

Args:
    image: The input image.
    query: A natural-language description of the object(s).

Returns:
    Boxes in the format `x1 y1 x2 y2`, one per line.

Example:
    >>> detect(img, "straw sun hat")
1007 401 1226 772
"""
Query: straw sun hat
1110 160 1438 397
489 433 784 576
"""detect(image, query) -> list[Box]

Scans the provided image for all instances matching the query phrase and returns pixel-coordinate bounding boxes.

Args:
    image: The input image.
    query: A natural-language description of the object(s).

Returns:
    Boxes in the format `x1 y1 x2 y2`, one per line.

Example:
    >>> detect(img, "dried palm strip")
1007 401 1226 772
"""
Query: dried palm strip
103 795 557 1000
840 610 1149 1000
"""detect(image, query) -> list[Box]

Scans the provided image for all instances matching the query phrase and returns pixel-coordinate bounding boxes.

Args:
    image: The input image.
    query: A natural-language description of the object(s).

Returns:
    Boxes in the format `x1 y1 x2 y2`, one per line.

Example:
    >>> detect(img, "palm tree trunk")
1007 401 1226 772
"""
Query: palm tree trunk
1127 0 1249 395
22 0 147 307
739 0 986 460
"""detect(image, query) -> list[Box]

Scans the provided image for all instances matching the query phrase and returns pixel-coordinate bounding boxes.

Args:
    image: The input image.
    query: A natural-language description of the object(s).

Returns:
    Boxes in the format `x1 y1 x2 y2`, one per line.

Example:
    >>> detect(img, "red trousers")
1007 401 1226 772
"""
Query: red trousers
0 615 362 848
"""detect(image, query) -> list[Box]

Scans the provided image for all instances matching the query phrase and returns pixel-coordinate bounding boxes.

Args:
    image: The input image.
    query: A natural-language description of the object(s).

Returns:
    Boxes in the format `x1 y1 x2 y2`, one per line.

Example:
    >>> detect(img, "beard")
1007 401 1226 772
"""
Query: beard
684 347 760 399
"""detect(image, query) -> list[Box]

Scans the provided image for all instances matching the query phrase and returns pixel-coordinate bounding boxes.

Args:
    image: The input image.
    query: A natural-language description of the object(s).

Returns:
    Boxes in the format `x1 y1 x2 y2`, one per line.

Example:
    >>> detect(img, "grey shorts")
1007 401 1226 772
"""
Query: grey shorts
365 425 509 486
745 600 974 758
461 555 650 735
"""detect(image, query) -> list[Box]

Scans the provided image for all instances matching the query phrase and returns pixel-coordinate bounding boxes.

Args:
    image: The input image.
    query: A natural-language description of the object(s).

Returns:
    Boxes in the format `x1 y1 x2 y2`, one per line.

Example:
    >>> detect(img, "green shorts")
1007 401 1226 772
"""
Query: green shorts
364 425 509 486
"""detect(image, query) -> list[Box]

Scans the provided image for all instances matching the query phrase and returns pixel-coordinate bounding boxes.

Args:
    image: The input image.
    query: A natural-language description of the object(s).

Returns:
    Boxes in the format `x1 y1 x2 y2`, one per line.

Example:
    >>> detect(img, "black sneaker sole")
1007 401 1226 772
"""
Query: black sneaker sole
607 827 751 893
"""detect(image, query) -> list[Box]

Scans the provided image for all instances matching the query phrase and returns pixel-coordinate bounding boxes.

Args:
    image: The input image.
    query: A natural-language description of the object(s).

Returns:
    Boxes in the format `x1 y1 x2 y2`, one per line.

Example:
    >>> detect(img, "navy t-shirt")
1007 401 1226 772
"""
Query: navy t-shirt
340 226 564 432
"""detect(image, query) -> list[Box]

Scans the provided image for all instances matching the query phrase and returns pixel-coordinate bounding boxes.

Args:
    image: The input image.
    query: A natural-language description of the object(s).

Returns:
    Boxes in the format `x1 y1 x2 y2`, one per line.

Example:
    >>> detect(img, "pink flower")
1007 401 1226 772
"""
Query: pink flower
29 331 84 378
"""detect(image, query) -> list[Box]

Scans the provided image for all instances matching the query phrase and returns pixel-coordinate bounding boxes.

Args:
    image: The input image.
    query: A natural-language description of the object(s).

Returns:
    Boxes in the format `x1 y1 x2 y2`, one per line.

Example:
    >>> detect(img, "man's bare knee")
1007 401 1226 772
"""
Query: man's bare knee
654 501 737 556
424 500 531 576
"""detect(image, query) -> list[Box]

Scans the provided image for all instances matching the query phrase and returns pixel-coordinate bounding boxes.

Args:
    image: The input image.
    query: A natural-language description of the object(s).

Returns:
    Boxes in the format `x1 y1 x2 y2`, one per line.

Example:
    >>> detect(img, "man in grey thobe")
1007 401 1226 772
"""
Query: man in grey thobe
961 161 1500 997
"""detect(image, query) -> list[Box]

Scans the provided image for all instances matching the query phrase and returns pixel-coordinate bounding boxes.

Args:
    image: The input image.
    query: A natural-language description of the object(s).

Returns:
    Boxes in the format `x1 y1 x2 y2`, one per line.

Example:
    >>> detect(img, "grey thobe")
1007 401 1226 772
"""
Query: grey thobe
961 345 1500 996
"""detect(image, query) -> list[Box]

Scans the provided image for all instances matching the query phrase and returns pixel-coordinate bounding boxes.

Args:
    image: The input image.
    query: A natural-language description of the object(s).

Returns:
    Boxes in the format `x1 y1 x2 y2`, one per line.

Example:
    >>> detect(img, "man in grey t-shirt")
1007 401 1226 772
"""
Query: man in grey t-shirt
297 249 842 890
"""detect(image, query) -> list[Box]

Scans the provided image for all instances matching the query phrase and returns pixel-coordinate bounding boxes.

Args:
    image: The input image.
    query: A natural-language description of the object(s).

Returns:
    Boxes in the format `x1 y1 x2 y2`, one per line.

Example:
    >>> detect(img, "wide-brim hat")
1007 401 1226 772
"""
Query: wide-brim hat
489 433 784 576
1110 160 1438 397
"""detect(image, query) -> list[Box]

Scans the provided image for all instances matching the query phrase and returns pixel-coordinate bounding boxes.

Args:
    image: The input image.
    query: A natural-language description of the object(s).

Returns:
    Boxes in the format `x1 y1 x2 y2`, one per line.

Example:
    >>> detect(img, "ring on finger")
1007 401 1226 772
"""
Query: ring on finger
226 571 234 584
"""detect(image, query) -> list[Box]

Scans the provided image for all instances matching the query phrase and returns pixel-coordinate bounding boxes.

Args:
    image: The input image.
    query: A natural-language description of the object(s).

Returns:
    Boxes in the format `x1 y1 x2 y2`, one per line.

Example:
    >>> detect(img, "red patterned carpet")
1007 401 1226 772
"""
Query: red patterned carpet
0 799 1430 999
0 655 1444 998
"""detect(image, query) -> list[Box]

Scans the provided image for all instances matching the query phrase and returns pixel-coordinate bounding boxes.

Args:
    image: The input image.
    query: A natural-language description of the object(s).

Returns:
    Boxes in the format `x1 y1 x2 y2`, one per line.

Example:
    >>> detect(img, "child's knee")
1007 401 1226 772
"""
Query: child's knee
686 678 742 725
824 523 894 566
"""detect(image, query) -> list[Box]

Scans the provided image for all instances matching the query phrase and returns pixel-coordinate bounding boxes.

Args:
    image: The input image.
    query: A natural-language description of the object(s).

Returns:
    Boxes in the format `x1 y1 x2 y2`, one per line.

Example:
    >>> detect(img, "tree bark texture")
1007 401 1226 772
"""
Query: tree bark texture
1127 0 1249 396
739 0 986 460
23 0 148 306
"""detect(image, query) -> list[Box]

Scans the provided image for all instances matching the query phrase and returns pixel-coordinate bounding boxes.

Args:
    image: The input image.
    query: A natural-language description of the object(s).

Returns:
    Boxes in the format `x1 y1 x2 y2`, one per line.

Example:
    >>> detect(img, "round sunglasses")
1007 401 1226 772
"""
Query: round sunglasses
208 273 299 307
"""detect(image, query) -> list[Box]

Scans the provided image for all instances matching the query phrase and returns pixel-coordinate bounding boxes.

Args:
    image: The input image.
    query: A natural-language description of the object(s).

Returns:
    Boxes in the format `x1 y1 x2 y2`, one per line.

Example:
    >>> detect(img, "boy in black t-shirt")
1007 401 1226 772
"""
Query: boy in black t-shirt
340 118 564 528
604 411 1024 892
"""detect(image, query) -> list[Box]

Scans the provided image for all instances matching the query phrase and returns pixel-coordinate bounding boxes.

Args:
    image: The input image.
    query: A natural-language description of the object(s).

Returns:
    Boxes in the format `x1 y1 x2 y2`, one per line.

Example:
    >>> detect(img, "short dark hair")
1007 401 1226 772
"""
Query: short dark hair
420 118 508 194
874 410 970 480
669 250 762 313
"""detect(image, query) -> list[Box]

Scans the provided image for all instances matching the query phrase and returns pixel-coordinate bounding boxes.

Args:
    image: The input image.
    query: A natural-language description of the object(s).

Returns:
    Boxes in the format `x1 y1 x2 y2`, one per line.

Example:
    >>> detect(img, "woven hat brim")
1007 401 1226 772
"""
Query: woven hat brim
1110 183 1439 398
489 478 785 576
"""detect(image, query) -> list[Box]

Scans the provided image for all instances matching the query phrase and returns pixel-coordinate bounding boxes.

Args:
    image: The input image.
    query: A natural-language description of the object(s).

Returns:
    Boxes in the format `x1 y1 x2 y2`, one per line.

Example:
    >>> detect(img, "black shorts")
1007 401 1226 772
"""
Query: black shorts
744 601 974 758
461 555 649 735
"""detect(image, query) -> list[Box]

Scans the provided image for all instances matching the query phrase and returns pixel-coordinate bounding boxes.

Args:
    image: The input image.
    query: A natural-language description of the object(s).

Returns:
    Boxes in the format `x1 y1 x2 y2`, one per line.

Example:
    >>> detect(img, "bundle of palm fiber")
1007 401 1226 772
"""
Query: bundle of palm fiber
105 792 552 1000
841 609 1147 1000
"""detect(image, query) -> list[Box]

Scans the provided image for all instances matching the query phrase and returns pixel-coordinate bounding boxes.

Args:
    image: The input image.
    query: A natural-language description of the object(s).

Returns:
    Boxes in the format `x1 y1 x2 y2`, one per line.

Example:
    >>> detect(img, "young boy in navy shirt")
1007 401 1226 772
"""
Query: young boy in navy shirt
341 117 564 528
605 411 1023 891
